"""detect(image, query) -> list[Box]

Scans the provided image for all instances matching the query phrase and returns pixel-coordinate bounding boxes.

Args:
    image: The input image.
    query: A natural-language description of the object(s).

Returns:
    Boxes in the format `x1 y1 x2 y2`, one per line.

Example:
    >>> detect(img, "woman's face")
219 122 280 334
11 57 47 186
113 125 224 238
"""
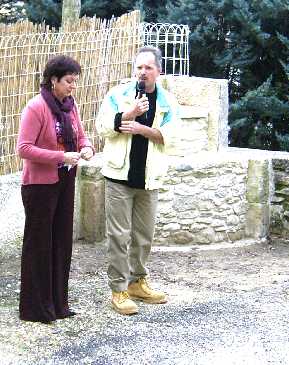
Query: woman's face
51 73 79 101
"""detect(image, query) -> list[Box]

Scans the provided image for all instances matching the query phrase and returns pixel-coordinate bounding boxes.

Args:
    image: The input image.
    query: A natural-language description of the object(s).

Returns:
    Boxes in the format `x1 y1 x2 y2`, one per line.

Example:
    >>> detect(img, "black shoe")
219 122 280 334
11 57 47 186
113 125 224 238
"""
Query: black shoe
56 310 77 319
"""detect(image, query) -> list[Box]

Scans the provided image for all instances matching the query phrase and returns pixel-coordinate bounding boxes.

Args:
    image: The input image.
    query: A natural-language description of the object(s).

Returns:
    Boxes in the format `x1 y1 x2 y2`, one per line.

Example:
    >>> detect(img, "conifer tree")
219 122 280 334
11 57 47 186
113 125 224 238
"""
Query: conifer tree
164 0 289 150
0 0 25 23
24 0 135 27
81 0 135 19
24 0 175 27
134 0 179 22
25 0 62 28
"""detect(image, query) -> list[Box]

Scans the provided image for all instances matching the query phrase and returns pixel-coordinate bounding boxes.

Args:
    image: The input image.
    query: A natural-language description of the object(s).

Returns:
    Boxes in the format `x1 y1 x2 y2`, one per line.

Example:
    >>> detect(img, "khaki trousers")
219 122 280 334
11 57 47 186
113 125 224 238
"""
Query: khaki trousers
105 180 158 292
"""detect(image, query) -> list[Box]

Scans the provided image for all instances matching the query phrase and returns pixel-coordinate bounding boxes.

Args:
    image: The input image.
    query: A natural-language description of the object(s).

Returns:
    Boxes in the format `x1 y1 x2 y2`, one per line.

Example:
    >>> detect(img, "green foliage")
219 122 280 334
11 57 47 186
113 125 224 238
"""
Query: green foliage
0 0 25 23
24 0 176 26
81 0 135 19
24 0 139 26
164 0 289 151
230 77 289 149
135 0 179 22
25 0 136 26
161 0 229 78
25 0 62 28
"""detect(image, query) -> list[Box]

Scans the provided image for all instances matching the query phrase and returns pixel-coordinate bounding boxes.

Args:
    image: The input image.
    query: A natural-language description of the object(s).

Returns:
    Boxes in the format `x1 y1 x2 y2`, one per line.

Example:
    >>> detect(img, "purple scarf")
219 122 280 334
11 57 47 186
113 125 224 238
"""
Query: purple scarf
41 87 76 152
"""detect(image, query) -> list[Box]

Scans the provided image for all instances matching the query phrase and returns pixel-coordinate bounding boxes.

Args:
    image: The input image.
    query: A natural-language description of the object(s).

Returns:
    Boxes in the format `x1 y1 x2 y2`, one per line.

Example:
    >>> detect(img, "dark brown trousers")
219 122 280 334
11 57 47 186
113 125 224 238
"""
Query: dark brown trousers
19 167 76 322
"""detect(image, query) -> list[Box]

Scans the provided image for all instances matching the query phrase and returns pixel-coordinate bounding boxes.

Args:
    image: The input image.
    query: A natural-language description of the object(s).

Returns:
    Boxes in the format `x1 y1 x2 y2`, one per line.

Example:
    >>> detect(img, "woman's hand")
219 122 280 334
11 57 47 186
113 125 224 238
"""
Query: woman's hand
63 152 81 166
80 147 94 161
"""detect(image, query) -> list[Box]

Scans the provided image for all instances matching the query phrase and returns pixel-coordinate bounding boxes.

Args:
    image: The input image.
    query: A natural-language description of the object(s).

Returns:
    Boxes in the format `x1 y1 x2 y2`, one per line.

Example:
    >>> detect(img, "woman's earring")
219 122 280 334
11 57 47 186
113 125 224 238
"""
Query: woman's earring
52 83 55 90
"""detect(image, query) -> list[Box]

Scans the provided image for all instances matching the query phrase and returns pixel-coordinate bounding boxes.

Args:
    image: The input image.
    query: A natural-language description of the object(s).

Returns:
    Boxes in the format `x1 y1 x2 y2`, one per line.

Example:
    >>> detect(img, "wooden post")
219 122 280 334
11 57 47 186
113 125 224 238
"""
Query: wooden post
62 0 81 25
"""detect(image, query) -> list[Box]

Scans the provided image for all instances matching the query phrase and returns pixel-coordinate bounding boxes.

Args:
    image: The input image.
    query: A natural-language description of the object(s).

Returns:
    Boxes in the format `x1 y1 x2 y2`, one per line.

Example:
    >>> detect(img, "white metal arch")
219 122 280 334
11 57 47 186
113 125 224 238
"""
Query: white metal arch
140 22 190 76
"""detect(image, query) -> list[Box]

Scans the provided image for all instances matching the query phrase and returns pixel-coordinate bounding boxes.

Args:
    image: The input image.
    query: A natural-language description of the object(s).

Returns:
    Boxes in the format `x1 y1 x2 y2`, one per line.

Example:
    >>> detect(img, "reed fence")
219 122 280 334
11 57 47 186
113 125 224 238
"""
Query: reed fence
0 11 189 176
0 11 141 175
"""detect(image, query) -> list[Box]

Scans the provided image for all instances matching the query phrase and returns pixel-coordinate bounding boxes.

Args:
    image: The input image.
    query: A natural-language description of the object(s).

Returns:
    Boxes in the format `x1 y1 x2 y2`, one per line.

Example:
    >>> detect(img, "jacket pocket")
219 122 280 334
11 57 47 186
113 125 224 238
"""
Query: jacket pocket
103 135 128 169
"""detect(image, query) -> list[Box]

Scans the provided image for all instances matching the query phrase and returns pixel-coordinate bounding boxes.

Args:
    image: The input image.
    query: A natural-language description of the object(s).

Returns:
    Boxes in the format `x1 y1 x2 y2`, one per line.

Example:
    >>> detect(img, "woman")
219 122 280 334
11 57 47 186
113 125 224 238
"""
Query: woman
17 55 94 324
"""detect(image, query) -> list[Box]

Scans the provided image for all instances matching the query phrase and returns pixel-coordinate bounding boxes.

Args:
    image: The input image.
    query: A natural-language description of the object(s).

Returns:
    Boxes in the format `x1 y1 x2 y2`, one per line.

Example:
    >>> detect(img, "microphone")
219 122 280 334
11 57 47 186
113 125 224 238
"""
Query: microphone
137 80 146 98
137 81 147 121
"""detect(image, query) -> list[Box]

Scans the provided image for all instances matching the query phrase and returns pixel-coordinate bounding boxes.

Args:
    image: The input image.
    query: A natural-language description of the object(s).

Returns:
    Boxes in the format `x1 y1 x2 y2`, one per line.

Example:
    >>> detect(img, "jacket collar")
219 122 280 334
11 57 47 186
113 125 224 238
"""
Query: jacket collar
122 80 170 110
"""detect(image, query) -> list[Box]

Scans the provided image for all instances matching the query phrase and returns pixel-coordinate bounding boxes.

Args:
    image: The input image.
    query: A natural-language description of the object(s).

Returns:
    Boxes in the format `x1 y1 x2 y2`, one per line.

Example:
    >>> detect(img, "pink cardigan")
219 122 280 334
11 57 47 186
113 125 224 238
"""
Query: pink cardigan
17 94 94 185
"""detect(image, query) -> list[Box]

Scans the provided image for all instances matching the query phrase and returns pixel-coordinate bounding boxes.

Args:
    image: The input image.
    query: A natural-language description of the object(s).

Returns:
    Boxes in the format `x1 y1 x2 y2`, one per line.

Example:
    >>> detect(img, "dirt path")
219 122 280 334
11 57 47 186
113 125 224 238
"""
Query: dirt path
1 238 289 364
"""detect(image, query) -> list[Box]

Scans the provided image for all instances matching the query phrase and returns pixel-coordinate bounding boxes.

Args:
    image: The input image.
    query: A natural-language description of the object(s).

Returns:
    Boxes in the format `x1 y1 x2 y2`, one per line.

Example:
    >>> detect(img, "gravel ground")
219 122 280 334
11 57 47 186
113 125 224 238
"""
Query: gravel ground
1 237 289 365
0 173 23 258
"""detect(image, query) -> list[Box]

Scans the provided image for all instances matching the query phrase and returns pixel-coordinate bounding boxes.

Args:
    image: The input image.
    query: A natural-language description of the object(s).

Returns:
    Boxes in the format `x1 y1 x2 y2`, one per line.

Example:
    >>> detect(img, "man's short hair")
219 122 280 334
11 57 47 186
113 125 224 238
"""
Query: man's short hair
136 46 162 71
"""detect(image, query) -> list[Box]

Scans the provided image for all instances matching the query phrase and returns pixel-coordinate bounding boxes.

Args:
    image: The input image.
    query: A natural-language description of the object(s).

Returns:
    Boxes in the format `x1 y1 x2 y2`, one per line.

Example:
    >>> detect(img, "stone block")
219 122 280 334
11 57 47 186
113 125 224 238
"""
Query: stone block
226 215 240 226
272 158 289 173
214 231 229 242
245 203 270 239
190 223 207 232
159 75 228 152
163 223 181 231
169 230 195 244
275 188 289 196
193 227 216 244
274 173 289 187
79 179 106 243
227 230 245 242
270 205 284 235
246 160 270 204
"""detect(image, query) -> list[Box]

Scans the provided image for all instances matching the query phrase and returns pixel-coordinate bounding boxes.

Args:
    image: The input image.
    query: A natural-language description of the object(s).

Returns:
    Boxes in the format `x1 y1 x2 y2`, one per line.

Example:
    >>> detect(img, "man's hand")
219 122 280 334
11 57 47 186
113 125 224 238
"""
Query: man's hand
122 95 149 121
119 121 164 145
119 92 164 144
135 94 149 117
119 120 143 135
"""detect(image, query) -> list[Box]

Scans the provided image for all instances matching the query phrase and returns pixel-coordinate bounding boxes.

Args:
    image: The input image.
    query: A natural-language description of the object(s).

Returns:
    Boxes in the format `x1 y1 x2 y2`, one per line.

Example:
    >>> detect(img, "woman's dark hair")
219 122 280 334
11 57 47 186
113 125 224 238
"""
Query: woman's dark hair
41 55 81 90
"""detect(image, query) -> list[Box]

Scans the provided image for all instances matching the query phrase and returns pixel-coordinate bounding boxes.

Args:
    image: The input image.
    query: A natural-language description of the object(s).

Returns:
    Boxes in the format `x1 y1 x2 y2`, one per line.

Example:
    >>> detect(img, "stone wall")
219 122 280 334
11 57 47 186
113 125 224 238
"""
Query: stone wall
155 154 249 245
77 149 289 245
74 75 289 246
270 159 289 235
157 153 276 244
2 75 289 255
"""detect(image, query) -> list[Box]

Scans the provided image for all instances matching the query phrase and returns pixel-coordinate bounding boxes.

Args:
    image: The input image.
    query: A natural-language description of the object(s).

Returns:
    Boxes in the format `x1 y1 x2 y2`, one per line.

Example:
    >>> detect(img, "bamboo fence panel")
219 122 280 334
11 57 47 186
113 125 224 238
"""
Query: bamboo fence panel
0 19 50 36
0 10 142 175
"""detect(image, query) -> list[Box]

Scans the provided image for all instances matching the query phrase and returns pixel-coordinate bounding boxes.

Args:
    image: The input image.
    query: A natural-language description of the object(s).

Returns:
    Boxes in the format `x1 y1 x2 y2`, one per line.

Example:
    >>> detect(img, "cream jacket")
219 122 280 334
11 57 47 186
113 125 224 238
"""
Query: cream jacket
96 80 180 190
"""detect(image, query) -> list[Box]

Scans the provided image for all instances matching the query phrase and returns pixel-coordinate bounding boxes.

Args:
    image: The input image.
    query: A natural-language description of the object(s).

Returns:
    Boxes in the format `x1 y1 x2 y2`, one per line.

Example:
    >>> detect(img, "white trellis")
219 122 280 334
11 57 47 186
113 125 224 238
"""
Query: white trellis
141 22 190 76
0 17 190 175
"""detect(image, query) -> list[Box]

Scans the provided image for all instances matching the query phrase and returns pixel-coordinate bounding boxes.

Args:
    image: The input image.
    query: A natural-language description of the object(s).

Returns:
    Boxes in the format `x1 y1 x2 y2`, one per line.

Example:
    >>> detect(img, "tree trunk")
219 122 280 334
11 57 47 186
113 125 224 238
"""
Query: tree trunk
62 0 81 25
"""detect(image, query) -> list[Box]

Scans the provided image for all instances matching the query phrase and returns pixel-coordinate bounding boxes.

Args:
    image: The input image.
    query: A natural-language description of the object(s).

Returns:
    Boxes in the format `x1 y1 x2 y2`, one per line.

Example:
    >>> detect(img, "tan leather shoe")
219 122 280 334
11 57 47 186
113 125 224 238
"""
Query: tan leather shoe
111 291 138 315
127 278 167 304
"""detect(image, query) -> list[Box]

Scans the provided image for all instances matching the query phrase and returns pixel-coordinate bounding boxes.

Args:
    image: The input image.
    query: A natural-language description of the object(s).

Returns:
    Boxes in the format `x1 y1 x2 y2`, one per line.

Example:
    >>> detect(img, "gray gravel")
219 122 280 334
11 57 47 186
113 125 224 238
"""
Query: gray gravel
0 172 24 258
1 237 289 365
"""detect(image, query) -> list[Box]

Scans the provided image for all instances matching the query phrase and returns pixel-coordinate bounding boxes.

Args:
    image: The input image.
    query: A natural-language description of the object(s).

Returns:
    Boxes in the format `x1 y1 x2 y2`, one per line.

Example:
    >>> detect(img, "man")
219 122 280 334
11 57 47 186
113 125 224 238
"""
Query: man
96 46 180 315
